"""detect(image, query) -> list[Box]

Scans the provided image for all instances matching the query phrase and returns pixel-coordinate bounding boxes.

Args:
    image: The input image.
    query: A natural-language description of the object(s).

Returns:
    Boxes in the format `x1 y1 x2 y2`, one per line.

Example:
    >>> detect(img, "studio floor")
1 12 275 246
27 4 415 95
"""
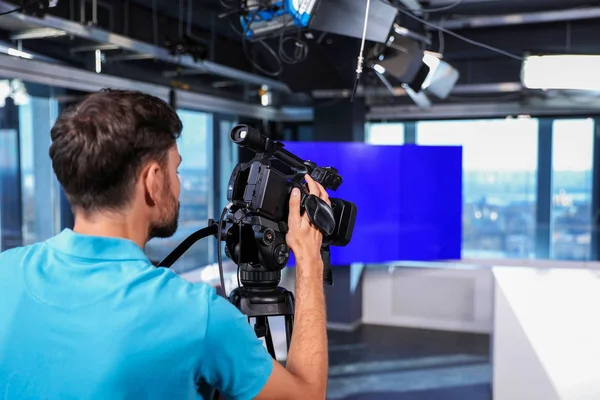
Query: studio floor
326 325 492 400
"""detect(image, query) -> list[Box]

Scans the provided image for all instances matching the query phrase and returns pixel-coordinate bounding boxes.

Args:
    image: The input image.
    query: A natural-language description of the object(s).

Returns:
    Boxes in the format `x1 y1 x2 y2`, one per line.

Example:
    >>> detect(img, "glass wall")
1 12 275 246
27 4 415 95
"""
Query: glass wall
219 118 239 206
0 126 21 251
145 110 213 273
365 122 405 145
417 118 539 258
551 119 595 260
366 118 543 259
19 96 60 245
0 90 60 251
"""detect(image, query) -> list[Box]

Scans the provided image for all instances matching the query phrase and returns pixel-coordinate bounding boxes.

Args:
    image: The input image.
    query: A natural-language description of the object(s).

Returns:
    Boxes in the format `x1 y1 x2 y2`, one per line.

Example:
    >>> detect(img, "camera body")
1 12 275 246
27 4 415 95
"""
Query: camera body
223 125 357 277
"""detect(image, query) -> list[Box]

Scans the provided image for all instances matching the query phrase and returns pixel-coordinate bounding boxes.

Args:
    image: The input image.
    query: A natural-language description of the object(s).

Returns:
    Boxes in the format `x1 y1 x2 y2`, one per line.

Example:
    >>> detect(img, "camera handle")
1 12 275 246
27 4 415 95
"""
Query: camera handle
301 193 336 236
290 175 336 236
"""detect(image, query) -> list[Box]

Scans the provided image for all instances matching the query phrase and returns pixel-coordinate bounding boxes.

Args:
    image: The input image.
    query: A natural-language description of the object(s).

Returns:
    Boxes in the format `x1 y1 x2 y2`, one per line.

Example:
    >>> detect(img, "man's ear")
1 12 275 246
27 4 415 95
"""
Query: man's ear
142 161 164 207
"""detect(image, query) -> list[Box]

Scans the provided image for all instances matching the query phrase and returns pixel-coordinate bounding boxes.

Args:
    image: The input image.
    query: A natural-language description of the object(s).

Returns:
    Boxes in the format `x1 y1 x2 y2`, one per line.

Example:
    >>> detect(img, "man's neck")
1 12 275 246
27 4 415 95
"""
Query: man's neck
73 210 148 249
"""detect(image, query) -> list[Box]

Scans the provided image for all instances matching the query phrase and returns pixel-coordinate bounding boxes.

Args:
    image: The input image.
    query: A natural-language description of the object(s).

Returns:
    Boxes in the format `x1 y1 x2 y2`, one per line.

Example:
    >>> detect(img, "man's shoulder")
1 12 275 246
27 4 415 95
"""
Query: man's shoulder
143 266 217 299
129 266 222 321
0 242 45 263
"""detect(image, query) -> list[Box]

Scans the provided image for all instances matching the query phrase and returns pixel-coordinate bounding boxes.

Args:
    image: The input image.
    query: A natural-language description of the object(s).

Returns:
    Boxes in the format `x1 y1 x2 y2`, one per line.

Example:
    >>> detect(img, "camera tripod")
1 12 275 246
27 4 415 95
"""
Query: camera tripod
229 277 295 360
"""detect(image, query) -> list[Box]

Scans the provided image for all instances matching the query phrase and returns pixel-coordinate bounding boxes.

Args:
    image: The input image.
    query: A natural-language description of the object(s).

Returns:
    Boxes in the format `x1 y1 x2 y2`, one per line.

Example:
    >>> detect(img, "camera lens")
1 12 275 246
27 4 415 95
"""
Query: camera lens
231 127 247 143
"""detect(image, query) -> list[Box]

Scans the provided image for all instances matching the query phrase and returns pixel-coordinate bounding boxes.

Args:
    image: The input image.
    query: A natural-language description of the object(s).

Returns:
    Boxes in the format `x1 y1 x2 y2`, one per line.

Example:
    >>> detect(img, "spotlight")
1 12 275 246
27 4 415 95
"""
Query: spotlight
369 25 459 104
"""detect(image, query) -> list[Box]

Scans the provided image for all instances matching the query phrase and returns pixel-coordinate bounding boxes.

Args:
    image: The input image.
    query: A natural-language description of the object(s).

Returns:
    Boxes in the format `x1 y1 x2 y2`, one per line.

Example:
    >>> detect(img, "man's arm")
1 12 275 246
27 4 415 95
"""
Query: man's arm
256 175 329 400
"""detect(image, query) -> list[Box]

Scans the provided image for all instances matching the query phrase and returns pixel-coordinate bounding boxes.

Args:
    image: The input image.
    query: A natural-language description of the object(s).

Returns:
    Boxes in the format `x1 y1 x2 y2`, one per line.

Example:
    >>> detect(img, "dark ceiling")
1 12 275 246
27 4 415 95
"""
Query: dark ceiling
0 0 599 109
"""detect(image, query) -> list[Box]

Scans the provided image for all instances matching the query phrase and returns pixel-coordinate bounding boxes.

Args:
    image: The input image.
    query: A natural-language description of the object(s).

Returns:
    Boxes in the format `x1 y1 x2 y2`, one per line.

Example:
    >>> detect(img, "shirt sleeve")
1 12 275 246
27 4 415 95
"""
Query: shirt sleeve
197 287 274 400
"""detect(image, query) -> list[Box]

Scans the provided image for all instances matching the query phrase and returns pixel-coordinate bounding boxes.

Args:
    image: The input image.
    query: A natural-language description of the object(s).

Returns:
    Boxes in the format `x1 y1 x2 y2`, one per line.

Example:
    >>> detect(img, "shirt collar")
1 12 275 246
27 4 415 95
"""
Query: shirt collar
46 229 150 262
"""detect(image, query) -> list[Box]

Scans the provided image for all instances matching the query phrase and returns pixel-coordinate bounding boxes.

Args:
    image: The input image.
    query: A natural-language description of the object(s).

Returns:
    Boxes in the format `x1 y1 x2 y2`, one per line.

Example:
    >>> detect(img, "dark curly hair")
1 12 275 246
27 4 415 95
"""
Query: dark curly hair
49 89 182 211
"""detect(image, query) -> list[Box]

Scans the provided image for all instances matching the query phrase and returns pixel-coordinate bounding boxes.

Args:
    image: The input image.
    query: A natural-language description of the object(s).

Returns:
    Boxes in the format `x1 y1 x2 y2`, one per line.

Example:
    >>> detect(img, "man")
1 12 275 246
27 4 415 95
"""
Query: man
0 89 329 399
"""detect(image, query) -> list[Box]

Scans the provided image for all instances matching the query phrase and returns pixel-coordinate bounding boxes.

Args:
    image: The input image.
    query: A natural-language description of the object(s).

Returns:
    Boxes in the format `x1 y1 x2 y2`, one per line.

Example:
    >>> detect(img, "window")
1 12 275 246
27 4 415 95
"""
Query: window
145 110 213 273
19 96 60 245
550 119 594 260
1 92 60 251
417 118 539 259
219 118 238 207
0 128 20 251
366 122 405 145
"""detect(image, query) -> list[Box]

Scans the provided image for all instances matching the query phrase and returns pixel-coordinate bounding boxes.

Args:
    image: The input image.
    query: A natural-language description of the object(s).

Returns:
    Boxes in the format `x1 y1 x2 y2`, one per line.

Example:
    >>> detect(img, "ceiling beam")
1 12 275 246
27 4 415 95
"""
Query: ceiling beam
312 82 523 98
0 53 311 121
436 6 600 29
0 1 291 92
368 97 600 120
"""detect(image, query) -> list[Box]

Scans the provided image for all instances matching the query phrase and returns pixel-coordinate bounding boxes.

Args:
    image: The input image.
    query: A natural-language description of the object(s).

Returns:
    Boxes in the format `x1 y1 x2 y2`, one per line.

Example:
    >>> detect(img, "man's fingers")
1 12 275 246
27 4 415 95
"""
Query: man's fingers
288 187 302 224
306 174 330 206
317 183 330 205
305 174 320 196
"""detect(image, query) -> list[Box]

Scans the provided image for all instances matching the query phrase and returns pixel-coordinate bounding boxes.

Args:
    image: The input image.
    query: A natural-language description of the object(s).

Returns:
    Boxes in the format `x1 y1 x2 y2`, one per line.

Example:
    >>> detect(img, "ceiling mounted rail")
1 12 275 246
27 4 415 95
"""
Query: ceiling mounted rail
436 6 600 30
368 98 600 120
312 82 523 98
0 1 291 92
0 53 311 121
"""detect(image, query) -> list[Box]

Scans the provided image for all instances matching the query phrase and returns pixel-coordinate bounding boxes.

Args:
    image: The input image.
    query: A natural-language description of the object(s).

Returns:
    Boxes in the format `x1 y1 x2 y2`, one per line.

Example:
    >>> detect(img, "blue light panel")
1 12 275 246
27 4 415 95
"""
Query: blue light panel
283 142 462 266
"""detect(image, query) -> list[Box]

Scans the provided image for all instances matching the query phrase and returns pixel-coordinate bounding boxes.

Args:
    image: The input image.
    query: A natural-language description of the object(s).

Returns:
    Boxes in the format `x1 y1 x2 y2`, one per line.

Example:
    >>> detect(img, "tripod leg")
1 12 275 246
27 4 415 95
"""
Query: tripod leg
262 317 277 359
284 314 293 352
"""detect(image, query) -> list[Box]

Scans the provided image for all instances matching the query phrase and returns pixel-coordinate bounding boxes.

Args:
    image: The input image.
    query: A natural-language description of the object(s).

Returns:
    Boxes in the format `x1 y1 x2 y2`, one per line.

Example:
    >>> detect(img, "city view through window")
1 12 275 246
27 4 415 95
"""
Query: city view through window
367 118 595 260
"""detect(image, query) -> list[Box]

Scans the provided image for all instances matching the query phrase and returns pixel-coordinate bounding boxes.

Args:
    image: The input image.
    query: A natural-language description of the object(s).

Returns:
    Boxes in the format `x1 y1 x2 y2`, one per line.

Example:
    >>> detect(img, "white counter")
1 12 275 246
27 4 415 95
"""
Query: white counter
493 266 600 400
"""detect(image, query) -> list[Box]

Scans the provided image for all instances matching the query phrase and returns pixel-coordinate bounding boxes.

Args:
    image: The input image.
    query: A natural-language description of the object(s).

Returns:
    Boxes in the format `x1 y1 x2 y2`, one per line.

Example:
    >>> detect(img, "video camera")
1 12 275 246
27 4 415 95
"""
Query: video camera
221 124 357 288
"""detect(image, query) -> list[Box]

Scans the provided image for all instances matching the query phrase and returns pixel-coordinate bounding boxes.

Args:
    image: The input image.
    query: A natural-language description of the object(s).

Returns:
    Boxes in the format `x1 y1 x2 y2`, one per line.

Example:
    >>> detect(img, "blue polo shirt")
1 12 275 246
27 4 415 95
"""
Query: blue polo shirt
0 229 273 399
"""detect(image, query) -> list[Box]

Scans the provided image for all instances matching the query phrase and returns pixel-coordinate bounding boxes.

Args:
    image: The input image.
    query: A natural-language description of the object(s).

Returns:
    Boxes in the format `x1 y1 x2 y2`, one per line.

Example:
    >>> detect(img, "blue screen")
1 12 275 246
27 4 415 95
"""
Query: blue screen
283 142 462 266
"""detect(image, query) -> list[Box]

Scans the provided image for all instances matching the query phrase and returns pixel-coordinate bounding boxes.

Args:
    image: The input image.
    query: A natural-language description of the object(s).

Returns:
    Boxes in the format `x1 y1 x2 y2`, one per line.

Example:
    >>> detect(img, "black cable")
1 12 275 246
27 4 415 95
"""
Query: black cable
0 0 44 15
217 205 229 297
350 76 360 103
219 0 236 9
228 16 243 36
152 0 158 45
178 0 184 38
437 15 448 54
242 36 283 77
241 14 283 77
396 7 524 61
237 220 242 290
278 28 309 65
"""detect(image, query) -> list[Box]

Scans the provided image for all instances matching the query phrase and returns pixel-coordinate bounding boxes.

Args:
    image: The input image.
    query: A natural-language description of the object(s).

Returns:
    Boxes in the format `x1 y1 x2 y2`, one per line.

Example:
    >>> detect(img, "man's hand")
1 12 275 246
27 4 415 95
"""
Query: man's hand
286 174 330 273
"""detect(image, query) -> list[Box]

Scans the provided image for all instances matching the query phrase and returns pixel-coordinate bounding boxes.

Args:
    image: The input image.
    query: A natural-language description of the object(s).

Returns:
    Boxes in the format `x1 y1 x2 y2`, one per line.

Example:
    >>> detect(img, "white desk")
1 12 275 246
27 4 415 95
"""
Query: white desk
493 266 600 400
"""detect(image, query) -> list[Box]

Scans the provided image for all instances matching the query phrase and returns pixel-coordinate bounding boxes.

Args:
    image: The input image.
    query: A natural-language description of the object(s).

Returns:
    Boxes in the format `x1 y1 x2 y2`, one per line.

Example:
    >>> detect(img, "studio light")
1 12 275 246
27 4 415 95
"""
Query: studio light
259 85 271 107
370 48 459 105
421 51 460 99
521 54 600 91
